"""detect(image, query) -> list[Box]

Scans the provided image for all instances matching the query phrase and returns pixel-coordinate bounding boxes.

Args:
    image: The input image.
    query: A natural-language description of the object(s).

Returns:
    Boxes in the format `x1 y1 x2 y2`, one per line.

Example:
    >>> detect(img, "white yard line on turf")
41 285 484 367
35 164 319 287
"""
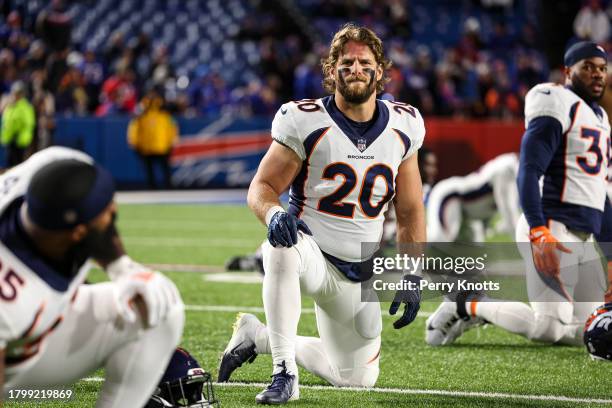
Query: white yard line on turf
115 189 248 205
123 237 257 247
79 379 612 404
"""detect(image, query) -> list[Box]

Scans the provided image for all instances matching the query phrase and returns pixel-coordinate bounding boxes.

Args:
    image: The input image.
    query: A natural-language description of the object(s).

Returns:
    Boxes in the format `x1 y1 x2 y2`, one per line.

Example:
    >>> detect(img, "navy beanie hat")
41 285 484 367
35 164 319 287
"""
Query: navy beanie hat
564 41 607 67
26 159 116 230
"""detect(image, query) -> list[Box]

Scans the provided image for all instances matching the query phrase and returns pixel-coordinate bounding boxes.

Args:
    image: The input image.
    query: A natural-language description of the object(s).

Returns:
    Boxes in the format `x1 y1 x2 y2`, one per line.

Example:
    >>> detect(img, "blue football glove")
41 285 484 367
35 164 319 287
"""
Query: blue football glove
267 211 312 248
389 274 422 329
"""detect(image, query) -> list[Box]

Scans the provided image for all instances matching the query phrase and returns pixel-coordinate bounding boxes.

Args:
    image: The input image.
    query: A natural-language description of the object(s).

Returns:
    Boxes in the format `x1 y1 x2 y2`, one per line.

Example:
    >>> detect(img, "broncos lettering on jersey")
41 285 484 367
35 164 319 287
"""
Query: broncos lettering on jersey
271 96 425 263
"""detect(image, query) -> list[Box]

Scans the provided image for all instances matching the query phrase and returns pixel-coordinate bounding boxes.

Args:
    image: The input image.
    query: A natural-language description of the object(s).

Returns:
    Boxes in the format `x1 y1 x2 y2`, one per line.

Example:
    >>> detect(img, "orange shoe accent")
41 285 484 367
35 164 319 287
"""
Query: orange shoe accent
470 299 479 317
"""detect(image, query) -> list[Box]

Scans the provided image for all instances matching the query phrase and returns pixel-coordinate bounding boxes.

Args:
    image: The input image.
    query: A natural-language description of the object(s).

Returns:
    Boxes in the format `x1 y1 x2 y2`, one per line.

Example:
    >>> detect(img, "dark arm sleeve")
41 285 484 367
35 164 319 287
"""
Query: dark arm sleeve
596 197 612 260
517 116 563 229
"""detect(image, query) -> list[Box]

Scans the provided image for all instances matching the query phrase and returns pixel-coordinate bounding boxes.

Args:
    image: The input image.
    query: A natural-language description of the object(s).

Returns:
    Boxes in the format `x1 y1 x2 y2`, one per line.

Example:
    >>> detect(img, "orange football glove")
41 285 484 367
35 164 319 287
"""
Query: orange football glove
529 226 572 279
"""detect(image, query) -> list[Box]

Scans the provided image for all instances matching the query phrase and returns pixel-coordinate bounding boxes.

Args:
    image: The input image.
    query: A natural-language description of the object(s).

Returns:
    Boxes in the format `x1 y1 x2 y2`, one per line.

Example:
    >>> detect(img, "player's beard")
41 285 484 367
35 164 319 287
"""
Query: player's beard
71 214 122 264
571 72 606 103
336 68 377 104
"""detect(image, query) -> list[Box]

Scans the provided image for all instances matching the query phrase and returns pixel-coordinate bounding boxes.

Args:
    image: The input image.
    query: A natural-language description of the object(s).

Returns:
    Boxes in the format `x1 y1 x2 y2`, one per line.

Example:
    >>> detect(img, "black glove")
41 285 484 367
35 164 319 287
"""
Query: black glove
267 211 312 247
389 274 422 329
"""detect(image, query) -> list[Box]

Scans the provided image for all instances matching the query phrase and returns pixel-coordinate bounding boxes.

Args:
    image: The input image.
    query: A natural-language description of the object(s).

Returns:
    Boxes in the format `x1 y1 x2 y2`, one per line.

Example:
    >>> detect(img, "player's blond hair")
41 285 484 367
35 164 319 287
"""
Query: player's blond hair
321 23 391 94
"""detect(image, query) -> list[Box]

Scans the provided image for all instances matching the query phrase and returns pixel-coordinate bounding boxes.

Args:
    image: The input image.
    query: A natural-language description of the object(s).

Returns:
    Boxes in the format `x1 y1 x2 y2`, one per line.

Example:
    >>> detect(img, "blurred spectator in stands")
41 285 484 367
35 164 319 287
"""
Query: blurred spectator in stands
149 45 174 88
127 89 178 189
402 45 435 115
130 32 153 83
515 53 543 91
45 48 69 93
0 11 22 47
36 0 72 52
56 60 88 116
517 24 538 51
81 48 104 112
98 64 137 116
104 31 126 68
386 0 411 39
30 69 55 150
26 39 47 72
483 59 520 119
1 81 35 167
488 21 515 59
434 63 461 116
456 17 484 63
293 53 323 100
573 0 610 44
189 66 230 116
0 49 17 95
9 31 32 64
235 78 279 117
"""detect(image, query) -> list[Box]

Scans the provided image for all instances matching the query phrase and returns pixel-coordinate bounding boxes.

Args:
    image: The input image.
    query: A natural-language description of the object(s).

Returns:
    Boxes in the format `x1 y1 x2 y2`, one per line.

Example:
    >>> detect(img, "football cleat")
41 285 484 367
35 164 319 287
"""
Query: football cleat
425 301 461 346
255 361 299 405
225 254 264 274
425 292 485 346
218 313 261 382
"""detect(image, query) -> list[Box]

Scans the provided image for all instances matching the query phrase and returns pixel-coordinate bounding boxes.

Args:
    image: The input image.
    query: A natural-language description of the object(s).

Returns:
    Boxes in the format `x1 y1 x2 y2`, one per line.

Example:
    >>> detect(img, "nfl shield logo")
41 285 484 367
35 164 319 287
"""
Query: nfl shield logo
357 138 367 152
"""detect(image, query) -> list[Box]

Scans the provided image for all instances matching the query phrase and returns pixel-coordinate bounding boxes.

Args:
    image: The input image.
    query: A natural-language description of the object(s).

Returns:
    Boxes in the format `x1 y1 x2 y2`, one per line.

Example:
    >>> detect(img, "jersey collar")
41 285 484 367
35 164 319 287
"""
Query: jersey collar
322 95 390 153
0 197 81 292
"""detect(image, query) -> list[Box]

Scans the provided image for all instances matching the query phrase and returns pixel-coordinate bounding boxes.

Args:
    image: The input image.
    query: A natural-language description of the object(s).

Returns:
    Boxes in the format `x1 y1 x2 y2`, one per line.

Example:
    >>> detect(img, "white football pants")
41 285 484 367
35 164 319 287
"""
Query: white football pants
474 215 605 345
258 233 380 387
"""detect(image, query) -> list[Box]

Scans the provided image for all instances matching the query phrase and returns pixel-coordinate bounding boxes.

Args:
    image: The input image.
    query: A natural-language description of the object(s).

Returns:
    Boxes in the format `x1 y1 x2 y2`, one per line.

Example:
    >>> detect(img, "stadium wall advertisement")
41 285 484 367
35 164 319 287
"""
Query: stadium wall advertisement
0 117 525 188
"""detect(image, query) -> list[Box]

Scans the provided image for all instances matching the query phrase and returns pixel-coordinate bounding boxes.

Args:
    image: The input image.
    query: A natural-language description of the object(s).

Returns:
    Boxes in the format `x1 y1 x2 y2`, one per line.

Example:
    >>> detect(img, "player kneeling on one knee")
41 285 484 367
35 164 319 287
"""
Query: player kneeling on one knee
0 147 184 408
219 23 426 405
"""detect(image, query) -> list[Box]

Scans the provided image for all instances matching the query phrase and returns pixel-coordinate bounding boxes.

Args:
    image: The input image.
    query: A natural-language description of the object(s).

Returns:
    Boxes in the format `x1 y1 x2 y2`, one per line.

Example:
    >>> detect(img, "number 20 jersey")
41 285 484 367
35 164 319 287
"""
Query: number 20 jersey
524 83 611 231
271 96 425 262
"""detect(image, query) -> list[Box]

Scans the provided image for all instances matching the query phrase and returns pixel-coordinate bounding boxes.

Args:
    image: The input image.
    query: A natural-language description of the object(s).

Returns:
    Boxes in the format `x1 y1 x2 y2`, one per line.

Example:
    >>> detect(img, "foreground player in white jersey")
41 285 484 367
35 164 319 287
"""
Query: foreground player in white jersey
427 41 610 347
218 24 426 404
426 152 520 243
0 147 184 407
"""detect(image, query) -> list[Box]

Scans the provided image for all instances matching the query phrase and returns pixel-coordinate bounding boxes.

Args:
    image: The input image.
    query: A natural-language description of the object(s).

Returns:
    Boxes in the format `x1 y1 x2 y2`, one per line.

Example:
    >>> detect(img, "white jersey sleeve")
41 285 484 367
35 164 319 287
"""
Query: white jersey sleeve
271 103 306 160
524 84 571 131
0 147 93 214
404 107 426 160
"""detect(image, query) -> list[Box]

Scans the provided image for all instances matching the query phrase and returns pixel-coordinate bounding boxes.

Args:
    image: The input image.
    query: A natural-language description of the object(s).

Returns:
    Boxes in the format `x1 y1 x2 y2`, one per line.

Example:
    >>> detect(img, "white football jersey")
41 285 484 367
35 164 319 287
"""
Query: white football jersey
0 147 94 369
524 83 611 212
272 97 425 262
426 153 520 242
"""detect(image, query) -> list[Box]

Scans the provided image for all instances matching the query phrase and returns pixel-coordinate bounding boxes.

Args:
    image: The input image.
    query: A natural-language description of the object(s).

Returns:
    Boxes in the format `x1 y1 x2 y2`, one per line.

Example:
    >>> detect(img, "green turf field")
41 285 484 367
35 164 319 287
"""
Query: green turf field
6 204 612 407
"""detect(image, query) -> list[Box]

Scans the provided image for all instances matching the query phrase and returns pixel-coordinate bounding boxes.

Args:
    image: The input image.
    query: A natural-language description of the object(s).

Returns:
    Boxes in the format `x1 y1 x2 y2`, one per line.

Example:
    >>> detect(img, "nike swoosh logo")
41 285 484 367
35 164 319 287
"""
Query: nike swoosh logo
280 107 288 115
538 90 551 95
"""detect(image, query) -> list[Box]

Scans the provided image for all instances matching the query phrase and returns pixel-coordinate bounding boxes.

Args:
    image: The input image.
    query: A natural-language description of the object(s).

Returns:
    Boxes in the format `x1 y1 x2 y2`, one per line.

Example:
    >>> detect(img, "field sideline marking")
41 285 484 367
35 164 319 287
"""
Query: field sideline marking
80 378 612 404
184 304 432 317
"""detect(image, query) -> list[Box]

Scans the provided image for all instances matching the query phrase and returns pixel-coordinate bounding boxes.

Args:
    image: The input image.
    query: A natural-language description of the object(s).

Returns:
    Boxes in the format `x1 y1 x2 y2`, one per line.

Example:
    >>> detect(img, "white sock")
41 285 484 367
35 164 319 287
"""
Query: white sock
262 246 301 376
253 326 340 385
469 300 535 338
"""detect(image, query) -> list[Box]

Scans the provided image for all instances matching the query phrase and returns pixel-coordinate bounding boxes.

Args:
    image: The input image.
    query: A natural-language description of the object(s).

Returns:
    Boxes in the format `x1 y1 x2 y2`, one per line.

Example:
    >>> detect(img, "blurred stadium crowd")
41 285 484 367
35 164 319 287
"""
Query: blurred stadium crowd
0 0 610 124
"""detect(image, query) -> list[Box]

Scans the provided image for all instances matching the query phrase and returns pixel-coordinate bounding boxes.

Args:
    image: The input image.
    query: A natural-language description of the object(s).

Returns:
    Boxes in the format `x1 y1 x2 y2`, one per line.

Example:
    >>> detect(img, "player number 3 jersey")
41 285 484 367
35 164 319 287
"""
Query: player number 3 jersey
271 96 425 262
524 83 611 213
